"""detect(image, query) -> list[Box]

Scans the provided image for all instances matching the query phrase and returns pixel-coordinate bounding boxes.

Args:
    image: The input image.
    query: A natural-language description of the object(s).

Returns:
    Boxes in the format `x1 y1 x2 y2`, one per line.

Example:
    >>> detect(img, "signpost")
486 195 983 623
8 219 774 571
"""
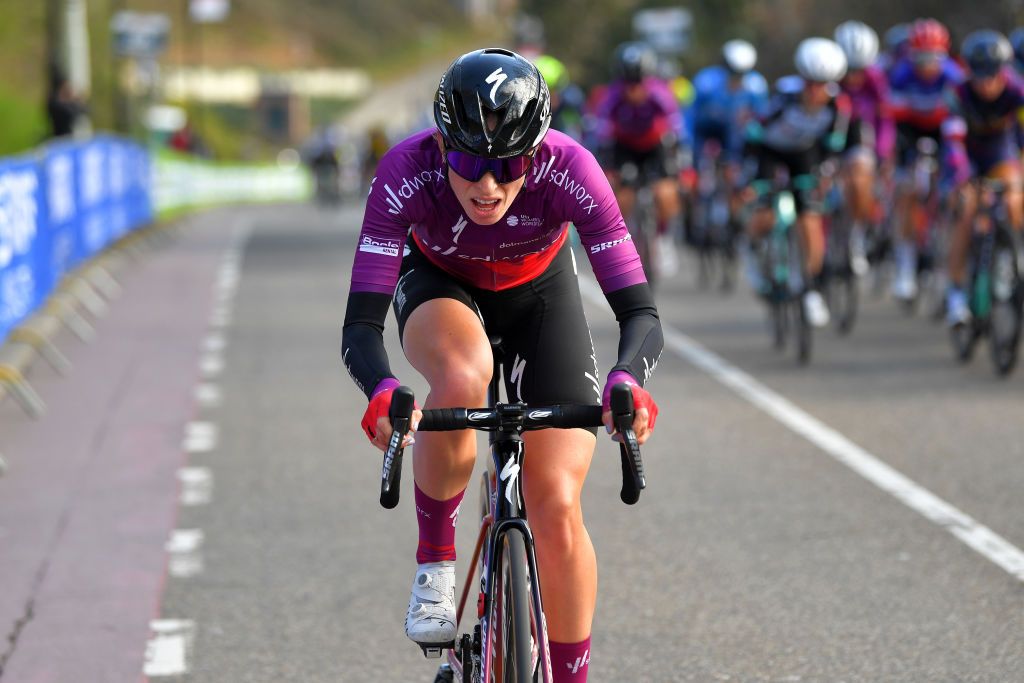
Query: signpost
632 7 693 56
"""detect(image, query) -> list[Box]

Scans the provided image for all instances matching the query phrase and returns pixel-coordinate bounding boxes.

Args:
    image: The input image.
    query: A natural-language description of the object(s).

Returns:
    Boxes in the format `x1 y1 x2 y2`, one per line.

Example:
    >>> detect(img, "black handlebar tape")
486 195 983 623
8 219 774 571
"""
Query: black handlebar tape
550 404 604 429
380 386 415 509
417 408 470 431
611 384 646 505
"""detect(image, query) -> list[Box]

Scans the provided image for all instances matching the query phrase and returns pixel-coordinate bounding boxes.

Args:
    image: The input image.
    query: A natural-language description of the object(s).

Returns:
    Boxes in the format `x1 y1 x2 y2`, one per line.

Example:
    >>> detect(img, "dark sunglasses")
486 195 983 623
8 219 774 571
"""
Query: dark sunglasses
445 149 535 184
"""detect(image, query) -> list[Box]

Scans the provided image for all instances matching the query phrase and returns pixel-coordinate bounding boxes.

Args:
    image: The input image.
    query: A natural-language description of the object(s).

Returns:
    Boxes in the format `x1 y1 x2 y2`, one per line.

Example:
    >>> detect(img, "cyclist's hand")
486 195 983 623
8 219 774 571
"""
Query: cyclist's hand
601 371 658 445
361 383 422 452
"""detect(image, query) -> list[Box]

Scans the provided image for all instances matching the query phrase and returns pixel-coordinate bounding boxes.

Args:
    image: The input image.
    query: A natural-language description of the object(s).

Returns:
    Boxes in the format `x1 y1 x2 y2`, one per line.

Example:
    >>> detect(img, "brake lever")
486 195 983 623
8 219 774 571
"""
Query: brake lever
611 384 646 505
380 386 415 509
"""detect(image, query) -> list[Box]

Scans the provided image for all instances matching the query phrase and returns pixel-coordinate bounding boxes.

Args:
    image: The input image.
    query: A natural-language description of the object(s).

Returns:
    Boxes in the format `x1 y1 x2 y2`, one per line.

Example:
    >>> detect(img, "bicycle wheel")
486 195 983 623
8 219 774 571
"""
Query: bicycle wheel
771 297 788 350
795 297 812 365
830 273 859 336
989 230 1022 376
489 529 535 683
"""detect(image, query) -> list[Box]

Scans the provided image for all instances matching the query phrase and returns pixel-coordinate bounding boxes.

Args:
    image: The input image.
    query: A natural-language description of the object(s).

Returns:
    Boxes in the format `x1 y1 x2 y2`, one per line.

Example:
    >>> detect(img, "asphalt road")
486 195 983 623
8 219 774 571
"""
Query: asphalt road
2 202 1022 682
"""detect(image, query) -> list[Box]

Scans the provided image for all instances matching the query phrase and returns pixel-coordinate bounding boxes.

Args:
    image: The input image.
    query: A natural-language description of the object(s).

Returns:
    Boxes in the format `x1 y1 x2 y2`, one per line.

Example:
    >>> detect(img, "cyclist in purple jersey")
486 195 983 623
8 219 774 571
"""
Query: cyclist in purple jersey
835 21 895 274
593 42 685 276
942 31 1024 326
342 48 663 683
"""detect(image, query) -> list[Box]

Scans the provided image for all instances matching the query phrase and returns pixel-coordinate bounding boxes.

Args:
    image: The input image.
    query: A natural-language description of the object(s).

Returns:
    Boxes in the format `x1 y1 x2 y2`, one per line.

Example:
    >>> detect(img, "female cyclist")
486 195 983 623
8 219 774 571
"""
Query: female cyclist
341 48 663 682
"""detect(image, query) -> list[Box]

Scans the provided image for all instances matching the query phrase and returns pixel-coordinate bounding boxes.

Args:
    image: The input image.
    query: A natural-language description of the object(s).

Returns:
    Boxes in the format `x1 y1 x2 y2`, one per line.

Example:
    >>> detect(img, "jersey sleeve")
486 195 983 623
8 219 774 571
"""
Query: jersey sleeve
342 145 422 399
553 145 646 293
350 148 419 295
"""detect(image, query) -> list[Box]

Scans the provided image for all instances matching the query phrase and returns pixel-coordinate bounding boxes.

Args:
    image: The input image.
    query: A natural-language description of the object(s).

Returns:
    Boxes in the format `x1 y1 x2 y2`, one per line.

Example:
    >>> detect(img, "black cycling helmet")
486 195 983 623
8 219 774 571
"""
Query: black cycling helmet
434 48 551 158
614 42 657 83
1010 28 1024 70
962 30 1012 77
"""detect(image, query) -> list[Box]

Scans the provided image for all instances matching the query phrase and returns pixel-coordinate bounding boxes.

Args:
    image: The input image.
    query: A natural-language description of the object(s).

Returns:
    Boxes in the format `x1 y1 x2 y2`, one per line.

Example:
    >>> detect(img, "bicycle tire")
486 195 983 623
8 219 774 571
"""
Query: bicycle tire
796 298 812 365
771 298 787 350
490 529 534 683
951 321 980 363
988 229 1022 376
833 273 859 336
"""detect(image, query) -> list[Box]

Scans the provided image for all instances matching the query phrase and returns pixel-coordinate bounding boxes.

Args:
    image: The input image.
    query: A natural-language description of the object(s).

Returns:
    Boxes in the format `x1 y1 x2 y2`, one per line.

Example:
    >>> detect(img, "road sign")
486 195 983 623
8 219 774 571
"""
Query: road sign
190 0 230 24
110 11 170 58
633 7 693 55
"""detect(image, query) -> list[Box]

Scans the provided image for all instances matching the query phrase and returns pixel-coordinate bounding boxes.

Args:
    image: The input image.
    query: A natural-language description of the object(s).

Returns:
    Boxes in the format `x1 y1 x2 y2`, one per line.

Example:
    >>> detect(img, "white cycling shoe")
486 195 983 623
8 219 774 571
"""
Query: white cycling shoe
946 288 971 328
405 561 457 657
802 290 831 328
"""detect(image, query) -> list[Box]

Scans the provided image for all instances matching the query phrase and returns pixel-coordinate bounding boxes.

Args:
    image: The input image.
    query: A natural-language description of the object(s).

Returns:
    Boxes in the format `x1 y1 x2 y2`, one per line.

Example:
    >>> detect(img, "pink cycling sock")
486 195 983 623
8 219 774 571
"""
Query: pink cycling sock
414 484 465 564
550 636 591 682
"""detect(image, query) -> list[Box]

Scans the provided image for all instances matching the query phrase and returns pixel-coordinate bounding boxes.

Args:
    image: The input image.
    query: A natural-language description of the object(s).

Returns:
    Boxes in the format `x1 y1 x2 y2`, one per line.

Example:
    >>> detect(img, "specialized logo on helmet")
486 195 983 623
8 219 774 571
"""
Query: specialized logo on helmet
437 74 452 125
485 67 508 105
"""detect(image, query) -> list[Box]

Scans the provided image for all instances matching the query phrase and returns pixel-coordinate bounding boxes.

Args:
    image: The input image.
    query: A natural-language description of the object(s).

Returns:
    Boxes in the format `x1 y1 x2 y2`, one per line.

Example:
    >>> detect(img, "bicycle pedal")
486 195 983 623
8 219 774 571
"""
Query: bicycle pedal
418 641 455 659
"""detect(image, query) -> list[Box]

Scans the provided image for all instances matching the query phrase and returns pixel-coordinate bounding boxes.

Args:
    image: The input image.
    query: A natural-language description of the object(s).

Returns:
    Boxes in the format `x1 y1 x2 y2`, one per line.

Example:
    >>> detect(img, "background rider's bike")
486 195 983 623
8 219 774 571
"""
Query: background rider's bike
691 140 737 292
751 172 817 365
950 178 1024 377
620 160 660 289
378 343 646 683
821 161 859 335
902 136 949 317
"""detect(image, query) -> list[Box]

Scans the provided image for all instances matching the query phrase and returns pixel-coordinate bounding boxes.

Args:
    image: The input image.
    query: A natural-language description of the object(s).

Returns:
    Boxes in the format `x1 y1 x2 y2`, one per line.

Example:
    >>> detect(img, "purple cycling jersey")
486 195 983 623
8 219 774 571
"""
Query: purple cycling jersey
593 78 683 152
943 72 1024 182
840 65 896 161
351 128 645 295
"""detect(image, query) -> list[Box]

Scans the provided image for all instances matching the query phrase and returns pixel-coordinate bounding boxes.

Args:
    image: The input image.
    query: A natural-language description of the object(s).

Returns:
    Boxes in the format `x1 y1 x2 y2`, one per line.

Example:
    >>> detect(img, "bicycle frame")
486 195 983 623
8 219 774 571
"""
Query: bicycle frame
446 351 554 683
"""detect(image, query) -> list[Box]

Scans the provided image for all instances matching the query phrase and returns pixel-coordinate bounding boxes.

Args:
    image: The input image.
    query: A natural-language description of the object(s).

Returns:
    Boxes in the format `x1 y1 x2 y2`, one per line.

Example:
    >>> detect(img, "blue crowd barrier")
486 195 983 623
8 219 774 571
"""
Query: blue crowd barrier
0 136 152 346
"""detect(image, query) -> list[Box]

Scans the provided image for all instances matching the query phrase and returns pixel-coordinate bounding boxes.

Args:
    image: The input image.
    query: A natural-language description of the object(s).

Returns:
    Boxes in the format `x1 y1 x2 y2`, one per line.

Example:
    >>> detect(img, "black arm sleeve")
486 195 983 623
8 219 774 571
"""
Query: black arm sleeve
341 291 396 399
605 283 664 386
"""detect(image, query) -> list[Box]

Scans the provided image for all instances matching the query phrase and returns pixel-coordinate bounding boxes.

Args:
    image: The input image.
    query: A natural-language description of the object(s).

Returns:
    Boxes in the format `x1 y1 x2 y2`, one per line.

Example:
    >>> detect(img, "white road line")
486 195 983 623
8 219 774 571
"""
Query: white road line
579 277 1024 583
208 307 232 328
199 353 224 378
203 333 226 352
144 619 195 677
166 529 205 578
178 467 213 506
194 382 223 408
182 421 218 453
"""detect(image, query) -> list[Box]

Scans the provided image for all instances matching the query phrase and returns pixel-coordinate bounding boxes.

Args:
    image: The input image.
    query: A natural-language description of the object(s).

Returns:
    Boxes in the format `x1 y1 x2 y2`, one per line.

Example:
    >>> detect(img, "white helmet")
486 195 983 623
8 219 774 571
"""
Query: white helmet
834 21 879 69
723 39 758 74
795 38 848 83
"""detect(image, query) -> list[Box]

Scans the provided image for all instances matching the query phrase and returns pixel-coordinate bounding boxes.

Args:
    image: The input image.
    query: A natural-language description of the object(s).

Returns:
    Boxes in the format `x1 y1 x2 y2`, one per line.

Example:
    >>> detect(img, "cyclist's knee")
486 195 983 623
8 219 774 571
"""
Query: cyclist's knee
426 362 491 407
529 493 584 554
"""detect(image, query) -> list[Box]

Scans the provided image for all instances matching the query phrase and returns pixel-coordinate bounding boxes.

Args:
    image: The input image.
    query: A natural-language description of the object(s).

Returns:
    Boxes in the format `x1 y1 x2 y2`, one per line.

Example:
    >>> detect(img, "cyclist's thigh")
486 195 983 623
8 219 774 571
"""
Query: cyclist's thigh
480 244 602 416
395 241 491 384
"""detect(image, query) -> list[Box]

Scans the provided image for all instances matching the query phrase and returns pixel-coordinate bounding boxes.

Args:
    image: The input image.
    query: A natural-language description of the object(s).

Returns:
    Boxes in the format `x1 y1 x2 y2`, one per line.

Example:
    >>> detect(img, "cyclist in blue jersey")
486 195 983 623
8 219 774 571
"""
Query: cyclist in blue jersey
879 23 911 78
689 40 769 168
688 40 769 244
888 18 965 302
942 31 1024 326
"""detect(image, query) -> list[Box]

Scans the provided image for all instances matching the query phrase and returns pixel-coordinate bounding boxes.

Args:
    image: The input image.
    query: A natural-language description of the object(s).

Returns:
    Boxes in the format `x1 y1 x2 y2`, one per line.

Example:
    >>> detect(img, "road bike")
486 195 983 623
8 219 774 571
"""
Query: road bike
690 140 738 292
621 161 661 289
751 172 817 365
950 178 1024 377
822 161 859 335
378 341 646 682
